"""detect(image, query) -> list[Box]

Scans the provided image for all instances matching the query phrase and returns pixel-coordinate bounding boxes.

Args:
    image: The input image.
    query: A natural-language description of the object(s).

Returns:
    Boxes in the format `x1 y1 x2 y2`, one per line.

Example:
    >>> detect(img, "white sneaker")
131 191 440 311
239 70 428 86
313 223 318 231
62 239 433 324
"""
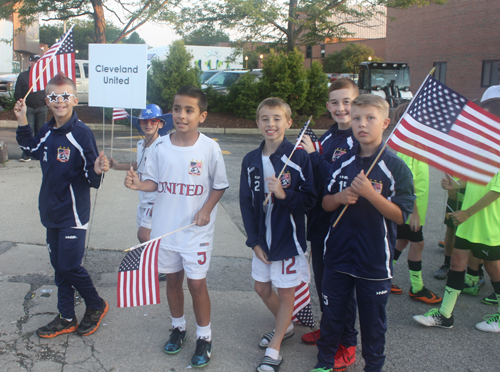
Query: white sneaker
475 313 500 333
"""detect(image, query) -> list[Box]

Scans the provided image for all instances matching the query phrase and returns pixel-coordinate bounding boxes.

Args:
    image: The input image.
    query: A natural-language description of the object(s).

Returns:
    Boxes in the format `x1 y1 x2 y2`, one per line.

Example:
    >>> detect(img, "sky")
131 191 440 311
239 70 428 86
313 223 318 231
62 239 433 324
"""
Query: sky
135 22 179 48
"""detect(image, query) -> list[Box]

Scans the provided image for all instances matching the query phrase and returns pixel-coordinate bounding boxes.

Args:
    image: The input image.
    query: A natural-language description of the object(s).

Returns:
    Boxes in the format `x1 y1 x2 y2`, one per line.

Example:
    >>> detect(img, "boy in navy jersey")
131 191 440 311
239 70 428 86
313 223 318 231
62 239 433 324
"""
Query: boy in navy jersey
300 78 359 369
312 94 415 372
240 97 316 372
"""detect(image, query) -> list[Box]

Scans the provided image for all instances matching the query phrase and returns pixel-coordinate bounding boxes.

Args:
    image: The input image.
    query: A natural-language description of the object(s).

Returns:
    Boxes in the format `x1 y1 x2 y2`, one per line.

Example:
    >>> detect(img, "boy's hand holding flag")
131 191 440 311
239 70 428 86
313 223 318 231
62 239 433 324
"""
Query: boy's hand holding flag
297 127 323 154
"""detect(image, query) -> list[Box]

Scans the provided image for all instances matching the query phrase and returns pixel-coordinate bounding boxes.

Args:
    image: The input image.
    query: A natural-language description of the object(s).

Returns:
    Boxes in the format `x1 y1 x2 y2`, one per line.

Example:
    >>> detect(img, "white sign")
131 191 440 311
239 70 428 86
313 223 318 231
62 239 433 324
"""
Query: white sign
88 44 147 109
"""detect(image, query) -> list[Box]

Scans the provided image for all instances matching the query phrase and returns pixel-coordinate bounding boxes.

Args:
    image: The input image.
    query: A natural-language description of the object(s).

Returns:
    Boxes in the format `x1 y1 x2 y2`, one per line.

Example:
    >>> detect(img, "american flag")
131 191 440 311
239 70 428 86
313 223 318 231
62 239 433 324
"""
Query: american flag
297 127 323 154
113 108 129 121
117 239 160 308
29 26 75 92
292 282 315 327
388 76 500 185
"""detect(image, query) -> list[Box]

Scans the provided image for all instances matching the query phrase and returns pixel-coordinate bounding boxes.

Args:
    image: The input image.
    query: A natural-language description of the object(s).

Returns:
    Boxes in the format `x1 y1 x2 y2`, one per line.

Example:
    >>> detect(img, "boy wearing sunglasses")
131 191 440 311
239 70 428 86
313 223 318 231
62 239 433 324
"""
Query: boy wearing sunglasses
15 71 110 339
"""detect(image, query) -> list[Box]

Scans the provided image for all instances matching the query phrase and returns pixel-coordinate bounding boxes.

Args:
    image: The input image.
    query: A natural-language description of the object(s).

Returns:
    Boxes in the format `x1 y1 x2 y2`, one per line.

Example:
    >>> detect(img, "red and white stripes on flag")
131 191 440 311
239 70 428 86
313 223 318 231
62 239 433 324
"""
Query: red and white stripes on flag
29 26 75 92
113 108 128 121
292 282 315 327
117 239 160 308
296 127 323 154
388 75 500 185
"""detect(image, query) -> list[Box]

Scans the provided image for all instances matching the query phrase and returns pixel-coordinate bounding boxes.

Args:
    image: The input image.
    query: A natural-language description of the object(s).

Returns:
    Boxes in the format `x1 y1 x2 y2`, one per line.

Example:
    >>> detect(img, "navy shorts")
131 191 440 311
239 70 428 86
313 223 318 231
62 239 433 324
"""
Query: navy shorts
455 236 500 261
397 223 423 243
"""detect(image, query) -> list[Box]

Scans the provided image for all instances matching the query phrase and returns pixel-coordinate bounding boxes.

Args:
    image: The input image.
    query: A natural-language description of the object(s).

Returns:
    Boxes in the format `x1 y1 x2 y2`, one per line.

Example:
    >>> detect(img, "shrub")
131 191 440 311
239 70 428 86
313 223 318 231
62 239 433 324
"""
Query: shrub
301 61 329 118
147 40 200 111
224 73 262 119
0 91 16 111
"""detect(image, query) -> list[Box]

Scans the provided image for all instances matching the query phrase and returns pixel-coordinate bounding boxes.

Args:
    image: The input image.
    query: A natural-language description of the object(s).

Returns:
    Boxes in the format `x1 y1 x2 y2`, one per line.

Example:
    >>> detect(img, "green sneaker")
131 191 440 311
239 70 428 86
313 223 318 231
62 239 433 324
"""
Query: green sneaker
475 313 500 333
462 276 485 296
482 293 498 306
311 366 333 372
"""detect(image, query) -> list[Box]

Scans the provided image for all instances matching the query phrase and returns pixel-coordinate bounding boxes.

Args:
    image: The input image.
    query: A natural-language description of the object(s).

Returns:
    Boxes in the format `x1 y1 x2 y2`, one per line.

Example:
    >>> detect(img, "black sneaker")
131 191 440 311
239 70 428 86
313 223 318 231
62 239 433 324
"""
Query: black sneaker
191 337 212 368
19 153 31 162
77 298 109 336
482 293 499 306
36 314 78 338
164 327 187 354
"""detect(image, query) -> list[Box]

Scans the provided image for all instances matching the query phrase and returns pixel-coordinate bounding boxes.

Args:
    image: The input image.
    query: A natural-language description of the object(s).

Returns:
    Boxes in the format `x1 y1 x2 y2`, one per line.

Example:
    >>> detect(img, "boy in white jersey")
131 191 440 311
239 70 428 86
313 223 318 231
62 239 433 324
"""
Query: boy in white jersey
125 86 228 367
110 104 170 243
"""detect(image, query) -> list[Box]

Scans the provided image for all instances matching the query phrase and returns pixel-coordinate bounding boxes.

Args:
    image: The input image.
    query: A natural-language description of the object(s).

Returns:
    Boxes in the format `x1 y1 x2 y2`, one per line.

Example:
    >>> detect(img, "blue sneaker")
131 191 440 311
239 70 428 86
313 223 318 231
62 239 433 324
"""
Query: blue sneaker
164 327 187 354
191 337 212 368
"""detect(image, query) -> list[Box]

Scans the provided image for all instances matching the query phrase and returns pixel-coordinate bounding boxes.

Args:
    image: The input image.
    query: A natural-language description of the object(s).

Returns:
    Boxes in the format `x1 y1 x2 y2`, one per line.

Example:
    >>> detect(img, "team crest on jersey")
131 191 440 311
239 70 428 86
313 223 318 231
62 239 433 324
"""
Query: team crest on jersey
332 149 346 162
189 160 203 176
280 172 291 188
371 180 383 194
57 147 70 162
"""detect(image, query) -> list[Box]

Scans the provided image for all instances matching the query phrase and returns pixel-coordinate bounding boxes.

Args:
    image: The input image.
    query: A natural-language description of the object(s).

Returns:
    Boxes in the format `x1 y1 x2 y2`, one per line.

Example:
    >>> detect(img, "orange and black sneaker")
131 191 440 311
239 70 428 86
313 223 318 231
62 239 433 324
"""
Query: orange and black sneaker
391 284 403 295
409 287 442 304
77 298 109 336
36 314 78 338
301 329 321 345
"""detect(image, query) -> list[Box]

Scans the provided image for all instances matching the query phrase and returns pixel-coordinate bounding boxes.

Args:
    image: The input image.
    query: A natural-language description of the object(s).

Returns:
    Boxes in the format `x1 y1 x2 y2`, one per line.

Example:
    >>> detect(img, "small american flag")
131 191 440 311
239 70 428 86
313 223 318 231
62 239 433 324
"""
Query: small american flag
388 75 500 185
113 108 129 121
292 282 315 327
117 240 160 308
30 26 75 92
297 127 323 154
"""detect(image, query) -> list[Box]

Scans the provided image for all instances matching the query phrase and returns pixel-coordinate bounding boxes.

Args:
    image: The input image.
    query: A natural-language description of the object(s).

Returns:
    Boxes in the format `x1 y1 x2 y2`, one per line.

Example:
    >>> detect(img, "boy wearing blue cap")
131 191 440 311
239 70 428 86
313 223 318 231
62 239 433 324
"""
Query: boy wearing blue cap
110 104 173 243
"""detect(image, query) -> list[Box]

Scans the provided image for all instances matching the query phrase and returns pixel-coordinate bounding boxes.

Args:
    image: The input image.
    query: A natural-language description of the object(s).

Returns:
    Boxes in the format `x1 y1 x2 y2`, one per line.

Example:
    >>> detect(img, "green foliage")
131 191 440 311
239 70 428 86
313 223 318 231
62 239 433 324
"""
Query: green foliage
183 26 230 46
40 22 145 59
204 86 228 113
224 73 262 119
259 49 308 117
0 90 16 111
323 43 383 73
301 61 329 118
146 40 200 111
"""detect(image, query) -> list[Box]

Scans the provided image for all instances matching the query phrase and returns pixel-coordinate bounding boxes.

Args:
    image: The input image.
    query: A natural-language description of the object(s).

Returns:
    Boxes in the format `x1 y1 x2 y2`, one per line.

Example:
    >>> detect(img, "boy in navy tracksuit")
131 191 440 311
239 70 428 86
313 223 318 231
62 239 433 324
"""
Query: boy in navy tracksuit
312 94 415 372
15 72 109 338
240 97 316 372
300 78 359 368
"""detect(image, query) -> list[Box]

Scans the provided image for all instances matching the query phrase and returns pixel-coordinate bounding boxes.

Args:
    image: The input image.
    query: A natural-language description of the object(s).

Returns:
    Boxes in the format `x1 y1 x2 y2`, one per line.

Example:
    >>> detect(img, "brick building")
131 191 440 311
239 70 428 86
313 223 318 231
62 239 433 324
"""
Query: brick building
386 0 500 101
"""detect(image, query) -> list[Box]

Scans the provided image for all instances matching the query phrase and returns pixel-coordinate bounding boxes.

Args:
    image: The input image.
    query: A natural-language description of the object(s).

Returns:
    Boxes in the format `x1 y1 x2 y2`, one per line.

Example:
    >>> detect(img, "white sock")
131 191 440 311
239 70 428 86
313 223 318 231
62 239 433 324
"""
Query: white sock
265 347 280 360
171 315 186 331
196 323 212 341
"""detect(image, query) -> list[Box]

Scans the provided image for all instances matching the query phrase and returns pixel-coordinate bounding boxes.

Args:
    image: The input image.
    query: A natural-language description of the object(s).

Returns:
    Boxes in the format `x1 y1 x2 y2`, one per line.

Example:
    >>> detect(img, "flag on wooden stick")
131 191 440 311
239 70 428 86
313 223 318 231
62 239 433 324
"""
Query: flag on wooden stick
113 108 129 121
296 127 323 154
29 26 75 92
388 75 500 185
292 282 315 327
117 239 160 308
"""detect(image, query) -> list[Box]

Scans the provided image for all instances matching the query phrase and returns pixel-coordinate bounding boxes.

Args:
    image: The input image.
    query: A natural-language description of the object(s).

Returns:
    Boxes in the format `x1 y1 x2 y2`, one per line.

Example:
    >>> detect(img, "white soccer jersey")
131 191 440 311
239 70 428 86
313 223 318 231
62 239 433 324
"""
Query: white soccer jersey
144 133 229 251
136 138 161 208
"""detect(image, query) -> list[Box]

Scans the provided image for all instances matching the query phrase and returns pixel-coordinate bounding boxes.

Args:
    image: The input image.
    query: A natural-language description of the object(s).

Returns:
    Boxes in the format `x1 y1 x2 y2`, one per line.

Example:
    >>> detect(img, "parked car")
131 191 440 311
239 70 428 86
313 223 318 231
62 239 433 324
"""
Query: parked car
0 73 18 104
200 70 220 84
202 69 263 94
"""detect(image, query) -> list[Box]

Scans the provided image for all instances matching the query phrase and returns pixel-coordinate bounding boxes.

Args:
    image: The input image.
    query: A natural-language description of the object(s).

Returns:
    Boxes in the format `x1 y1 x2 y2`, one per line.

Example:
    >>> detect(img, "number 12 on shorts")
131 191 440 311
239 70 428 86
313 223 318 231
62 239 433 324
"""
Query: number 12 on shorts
282 257 297 275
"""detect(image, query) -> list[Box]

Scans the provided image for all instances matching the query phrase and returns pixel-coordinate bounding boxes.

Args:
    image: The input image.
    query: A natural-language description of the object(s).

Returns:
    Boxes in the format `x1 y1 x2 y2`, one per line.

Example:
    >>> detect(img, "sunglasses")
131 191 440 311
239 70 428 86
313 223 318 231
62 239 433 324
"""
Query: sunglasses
46 91 76 102
139 119 162 126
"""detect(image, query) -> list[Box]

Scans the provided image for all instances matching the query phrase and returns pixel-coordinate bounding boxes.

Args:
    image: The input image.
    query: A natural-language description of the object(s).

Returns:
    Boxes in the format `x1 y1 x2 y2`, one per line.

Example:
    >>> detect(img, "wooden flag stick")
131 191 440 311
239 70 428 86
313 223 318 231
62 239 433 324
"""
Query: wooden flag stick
23 60 53 100
124 223 196 252
331 67 436 228
263 115 313 206
110 117 115 159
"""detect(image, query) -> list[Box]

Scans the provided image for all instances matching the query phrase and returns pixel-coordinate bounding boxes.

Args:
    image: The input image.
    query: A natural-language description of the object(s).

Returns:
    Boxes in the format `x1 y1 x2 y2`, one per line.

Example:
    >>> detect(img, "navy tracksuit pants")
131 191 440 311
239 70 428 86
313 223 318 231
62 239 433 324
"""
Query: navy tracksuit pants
46 227 101 319
316 267 390 372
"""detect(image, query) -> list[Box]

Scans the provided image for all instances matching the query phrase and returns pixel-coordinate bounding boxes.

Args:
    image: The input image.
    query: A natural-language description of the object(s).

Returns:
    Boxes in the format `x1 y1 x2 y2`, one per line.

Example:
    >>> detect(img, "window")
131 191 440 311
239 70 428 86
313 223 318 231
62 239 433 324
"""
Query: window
321 44 325 58
75 63 81 79
433 62 447 84
482 60 500 87
83 63 89 78
306 46 312 59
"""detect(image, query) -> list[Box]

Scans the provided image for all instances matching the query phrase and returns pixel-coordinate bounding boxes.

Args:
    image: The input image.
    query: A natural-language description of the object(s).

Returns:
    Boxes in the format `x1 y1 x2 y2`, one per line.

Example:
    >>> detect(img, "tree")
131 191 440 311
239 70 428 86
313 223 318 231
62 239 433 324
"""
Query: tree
174 0 449 52
0 0 176 44
182 26 230 46
322 43 383 73
40 21 145 59
146 40 200 111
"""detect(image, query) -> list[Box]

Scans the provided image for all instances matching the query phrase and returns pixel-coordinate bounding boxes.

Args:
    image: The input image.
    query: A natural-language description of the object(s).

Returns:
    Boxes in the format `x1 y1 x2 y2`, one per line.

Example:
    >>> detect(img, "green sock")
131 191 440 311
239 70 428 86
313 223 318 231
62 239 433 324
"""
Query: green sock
393 259 397 266
439 286 461 318
409 269 424 293
497 294 500 314
465 273 479 287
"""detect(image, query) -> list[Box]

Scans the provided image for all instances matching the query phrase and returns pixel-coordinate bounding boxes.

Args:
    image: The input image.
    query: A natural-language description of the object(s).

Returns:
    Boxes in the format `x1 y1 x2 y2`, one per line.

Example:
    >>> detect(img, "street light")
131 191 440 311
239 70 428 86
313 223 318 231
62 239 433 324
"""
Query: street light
368 56 372 61
245 55 248 69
